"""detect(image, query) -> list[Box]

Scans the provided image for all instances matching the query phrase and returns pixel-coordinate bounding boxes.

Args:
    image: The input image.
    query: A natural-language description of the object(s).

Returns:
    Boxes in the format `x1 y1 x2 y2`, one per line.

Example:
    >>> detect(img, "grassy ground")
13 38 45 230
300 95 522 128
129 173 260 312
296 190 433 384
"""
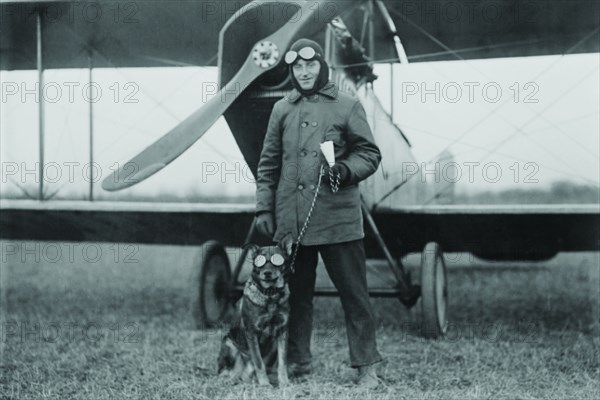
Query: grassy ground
1 242 598 399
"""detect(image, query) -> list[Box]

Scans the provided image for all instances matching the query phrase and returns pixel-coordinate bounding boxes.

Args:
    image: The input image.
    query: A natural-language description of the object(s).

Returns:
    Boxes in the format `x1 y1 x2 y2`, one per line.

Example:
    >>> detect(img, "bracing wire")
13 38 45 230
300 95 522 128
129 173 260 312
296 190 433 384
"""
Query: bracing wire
373 9 600 208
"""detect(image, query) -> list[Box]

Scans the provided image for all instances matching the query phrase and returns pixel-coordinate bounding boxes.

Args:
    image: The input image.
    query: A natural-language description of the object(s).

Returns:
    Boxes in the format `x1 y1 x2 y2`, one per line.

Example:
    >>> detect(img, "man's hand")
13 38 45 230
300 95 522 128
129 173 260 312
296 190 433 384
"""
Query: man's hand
255 212 275 238
328 163 349 186
280 233 294 257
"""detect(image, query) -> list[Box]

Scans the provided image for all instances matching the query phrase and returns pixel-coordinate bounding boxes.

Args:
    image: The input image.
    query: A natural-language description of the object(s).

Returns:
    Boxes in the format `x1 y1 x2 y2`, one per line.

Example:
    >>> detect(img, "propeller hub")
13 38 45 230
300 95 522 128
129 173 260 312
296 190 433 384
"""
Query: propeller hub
252 41 280 69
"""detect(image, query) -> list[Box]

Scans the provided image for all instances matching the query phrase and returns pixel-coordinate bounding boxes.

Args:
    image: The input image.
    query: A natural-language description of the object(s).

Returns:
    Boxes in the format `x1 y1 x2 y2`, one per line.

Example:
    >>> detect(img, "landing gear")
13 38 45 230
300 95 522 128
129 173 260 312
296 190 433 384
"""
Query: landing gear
420 242 448 338
190 241 231 329
361 203 449 337
192 211 449 339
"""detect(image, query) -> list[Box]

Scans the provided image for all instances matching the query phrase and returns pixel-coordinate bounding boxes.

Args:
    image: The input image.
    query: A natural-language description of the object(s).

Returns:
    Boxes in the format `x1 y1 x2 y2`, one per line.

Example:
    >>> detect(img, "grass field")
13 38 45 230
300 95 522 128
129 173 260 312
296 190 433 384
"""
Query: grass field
1 242 599 399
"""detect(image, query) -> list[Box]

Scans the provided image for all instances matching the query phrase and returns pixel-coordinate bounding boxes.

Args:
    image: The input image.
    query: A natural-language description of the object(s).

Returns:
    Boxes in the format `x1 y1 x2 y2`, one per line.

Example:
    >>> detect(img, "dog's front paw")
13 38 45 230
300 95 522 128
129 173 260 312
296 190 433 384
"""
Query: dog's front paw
278 373 290 387
255 369 271 387
257 377 272 387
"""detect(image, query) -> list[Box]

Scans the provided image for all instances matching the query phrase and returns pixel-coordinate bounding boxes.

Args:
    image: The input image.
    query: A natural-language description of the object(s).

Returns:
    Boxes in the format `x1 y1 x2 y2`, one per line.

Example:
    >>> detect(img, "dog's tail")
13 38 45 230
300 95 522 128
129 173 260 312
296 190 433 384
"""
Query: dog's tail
217 336 239 373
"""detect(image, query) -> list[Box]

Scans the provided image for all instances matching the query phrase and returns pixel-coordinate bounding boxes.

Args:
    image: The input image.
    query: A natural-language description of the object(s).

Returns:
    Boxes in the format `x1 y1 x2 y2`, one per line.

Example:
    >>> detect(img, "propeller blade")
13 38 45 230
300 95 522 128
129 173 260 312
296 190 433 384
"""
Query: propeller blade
102 0 333 191
101 57 258 191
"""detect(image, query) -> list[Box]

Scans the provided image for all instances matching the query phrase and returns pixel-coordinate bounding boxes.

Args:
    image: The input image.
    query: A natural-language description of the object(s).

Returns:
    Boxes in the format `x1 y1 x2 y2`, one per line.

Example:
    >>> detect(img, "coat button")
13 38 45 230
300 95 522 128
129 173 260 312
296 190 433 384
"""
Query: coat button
301 122 308 128
311 122 318 127
309 184 315 190
312 151 318 157
300 150 307 157
298 184 304 190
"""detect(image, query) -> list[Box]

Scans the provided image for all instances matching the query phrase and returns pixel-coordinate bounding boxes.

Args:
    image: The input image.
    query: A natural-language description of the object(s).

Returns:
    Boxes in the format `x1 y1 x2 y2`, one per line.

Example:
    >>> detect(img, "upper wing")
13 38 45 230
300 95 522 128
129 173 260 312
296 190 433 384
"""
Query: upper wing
0 199 258 246
369 204 600 260
2 0 598 70
371 0 600 62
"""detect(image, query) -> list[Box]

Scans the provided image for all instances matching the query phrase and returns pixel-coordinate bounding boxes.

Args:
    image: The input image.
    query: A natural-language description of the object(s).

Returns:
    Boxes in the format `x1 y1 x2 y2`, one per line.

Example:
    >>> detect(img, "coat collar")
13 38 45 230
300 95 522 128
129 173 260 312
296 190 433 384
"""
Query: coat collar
285 81 338 103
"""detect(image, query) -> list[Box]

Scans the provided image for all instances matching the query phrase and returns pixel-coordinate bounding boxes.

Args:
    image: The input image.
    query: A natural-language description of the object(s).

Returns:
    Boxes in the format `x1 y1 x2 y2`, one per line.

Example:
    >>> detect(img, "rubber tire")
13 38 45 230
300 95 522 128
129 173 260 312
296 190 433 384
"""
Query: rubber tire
191 241 231 329
420 242 448 338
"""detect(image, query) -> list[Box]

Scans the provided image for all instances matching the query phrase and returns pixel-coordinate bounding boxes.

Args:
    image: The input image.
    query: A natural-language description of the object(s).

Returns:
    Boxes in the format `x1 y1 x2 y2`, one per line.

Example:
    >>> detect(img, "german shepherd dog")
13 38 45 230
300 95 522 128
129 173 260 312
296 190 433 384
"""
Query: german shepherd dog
218 244 290 387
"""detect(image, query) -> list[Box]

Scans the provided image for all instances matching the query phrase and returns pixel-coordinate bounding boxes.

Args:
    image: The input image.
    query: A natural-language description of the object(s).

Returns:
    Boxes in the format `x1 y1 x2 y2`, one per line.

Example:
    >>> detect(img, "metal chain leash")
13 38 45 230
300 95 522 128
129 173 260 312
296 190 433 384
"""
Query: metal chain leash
328 167 340 193
288 165 324 274
289 164 340 274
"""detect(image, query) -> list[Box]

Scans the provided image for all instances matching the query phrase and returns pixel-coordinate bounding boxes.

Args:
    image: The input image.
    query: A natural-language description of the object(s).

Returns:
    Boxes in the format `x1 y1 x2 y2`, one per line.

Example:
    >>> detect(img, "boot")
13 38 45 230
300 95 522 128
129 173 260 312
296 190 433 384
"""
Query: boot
356 364 379 389
287 361 312 378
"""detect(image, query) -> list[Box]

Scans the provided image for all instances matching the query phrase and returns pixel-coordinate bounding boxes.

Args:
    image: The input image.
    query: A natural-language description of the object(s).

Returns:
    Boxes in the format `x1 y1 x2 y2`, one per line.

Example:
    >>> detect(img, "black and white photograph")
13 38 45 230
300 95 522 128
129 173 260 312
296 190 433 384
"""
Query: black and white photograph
1 0 599 398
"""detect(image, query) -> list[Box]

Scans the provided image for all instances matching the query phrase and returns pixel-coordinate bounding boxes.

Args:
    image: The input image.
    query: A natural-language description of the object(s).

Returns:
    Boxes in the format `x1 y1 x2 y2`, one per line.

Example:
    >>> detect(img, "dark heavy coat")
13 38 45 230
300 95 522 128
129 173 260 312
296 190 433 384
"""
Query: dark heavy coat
256 82 381 245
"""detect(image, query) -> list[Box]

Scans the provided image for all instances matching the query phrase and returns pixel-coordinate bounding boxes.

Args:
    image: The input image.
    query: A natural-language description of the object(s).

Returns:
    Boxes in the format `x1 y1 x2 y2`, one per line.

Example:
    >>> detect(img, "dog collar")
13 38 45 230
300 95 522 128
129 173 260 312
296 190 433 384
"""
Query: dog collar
244 279 289 307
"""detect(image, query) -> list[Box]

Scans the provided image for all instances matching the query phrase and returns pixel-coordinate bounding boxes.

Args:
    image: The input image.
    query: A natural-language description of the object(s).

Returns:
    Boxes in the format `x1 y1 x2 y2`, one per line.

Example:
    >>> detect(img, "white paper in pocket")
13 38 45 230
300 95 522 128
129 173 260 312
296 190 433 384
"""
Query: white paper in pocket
320 141 335 167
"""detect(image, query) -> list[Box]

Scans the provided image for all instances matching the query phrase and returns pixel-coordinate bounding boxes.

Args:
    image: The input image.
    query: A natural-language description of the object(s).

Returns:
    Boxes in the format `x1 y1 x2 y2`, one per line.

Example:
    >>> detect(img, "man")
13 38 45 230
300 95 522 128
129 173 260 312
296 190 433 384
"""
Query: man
255 38 382 388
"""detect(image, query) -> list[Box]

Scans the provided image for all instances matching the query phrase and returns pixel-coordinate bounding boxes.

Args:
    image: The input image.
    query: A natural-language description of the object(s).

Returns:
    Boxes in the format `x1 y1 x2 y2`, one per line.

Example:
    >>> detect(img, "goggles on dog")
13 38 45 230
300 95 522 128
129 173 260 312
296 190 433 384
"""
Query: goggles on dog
253 253 285 268
284 47 319 64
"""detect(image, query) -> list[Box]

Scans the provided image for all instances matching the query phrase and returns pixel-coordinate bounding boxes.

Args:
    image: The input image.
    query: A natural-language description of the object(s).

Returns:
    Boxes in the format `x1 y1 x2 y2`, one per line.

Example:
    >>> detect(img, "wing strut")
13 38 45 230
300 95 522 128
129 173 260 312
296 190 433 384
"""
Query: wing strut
374 0 408 64
361 200 420 308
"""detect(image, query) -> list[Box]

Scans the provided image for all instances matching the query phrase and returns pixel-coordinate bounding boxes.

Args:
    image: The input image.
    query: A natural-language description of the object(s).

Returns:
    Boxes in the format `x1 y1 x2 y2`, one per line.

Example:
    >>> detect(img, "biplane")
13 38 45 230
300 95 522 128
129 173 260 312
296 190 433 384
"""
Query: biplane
1 0 599 338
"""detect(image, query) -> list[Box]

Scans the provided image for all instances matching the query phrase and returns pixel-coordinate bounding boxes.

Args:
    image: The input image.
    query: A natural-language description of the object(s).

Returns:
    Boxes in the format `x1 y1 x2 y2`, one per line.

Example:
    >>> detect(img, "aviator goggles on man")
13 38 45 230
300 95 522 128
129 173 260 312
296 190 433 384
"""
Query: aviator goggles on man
284 46 320 64
253 253 286 268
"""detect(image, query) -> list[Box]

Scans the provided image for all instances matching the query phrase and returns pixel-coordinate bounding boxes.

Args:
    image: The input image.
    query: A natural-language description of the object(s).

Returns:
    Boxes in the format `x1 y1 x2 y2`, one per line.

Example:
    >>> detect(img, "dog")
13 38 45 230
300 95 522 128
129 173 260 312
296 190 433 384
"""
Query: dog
217 244 290 387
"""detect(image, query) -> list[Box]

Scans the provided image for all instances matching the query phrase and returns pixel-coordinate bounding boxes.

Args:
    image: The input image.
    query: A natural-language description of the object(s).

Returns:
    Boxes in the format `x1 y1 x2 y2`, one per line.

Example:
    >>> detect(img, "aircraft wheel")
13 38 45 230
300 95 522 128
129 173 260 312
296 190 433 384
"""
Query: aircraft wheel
420 242 448 338
191 240 231 329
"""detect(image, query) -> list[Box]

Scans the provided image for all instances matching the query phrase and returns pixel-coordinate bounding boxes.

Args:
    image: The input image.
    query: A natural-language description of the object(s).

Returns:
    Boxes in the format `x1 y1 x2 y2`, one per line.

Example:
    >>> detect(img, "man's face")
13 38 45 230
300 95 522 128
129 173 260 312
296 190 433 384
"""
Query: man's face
292 58 321 91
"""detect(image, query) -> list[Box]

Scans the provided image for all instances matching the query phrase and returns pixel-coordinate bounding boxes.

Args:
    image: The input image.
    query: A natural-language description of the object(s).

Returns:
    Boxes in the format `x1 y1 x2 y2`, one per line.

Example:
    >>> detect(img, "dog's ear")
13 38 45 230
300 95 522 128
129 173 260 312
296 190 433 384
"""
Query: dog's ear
242 243 260 259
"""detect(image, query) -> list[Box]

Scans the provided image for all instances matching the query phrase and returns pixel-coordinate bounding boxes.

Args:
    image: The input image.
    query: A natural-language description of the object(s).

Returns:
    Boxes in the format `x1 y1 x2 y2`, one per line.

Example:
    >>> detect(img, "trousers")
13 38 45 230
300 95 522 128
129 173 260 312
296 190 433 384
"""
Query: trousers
287 239 383 367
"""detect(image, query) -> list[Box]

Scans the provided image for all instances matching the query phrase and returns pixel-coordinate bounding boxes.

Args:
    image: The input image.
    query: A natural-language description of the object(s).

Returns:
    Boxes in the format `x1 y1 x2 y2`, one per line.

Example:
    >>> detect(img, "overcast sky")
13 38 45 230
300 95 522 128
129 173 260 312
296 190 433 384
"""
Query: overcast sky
1 53 598 200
